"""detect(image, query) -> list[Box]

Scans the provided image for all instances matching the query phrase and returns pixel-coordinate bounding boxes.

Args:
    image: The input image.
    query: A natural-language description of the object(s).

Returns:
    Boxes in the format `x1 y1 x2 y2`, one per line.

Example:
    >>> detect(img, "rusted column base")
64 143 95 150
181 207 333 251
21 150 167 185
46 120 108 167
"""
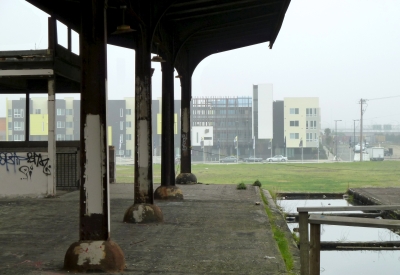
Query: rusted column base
64 240 125 273
123 203 163 223
154 186 184 200
176 173 198 185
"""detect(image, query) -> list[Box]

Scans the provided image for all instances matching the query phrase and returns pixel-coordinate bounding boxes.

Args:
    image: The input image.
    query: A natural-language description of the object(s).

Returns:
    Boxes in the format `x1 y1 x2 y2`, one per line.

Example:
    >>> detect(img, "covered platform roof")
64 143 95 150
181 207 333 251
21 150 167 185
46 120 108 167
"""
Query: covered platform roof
25 0 290 75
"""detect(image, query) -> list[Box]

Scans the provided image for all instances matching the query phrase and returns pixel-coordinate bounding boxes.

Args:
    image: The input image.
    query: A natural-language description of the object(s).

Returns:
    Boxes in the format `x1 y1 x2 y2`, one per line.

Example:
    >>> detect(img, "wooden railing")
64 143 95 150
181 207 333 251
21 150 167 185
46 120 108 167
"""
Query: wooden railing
297 205 400 275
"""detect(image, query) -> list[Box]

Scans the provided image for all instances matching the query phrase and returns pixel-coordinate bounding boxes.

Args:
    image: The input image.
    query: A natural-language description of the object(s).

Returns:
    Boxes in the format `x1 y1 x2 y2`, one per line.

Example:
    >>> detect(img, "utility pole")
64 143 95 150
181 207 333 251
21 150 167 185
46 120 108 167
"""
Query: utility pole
334 120 342 161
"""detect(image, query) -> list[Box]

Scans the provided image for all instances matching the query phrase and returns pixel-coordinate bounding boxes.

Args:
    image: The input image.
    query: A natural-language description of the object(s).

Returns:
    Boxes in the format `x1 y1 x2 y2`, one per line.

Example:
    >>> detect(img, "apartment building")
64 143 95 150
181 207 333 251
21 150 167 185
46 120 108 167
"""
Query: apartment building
5 91 322 161
0 118 5 141
284 97 321 157
6 97 80 142
5 97 181 160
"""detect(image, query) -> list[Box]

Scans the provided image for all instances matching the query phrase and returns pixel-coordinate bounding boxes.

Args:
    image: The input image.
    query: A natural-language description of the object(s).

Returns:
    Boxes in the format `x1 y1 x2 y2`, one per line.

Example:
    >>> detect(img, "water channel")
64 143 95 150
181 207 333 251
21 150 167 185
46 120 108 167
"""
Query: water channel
278 197 400 274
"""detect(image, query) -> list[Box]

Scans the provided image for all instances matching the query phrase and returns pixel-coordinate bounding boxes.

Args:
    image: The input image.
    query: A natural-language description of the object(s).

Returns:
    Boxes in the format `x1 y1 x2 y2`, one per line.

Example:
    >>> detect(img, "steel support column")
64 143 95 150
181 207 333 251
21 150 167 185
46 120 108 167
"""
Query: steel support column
154 61 183 200
47 17 57 196
176 75 197 184
123 24 163 223
47 79 56 196
64 0 125 272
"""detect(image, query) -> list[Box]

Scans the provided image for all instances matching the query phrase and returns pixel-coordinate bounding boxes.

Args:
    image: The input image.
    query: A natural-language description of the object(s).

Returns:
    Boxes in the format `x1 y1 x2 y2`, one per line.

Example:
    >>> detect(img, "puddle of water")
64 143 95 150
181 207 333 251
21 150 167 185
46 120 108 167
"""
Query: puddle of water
278 199 400 242
278 198 400 274
321 250 400 275
279 199 353 213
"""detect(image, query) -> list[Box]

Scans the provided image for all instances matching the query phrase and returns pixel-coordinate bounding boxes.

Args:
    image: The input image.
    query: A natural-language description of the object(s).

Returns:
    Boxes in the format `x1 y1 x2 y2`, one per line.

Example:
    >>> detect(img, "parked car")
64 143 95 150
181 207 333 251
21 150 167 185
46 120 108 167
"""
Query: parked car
354 143 366 153
266 155 288 162
243 156 263 162
219 156 238 163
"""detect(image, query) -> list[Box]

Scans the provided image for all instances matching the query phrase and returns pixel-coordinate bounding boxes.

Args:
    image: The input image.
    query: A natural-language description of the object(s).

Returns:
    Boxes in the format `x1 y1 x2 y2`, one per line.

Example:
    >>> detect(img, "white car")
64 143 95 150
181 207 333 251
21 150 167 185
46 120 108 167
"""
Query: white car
266 155 288 162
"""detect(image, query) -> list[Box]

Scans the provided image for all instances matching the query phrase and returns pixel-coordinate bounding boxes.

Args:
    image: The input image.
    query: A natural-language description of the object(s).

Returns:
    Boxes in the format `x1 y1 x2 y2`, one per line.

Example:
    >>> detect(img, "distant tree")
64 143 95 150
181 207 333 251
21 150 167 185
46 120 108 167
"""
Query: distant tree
324 128 333 147
324 128 331 136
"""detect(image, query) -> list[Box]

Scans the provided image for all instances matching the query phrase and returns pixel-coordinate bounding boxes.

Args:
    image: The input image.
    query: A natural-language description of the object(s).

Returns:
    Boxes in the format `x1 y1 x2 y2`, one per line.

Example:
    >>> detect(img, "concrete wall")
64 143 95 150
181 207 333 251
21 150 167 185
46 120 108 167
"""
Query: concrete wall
0 141 80 197
0 150 52 197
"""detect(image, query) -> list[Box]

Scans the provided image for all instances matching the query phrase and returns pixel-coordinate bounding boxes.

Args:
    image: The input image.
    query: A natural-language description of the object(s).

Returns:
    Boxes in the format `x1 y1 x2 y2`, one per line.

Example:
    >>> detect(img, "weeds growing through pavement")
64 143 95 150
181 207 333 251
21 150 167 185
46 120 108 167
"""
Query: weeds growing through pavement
237 182 247 190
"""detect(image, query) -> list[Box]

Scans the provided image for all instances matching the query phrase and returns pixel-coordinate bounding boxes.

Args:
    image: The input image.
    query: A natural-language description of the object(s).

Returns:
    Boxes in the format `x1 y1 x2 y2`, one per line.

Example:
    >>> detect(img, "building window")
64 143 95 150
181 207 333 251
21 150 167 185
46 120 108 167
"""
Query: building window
126 109 131 115
118 150 124 156
119 134 123 144
8 135 12 141
120 108 123 117
120 121 124 130
56 134 65 141
126 150 131 156
66 122 73 128
57 121 66 128
66 109 73 115
126 121 132 128
290 121 299 127
306 133 312 142
290 133 299 139
126 134 132 140
306 108 317 116
8 109 12 117
66 135 73 140
306 121 317 130
289 108 299 115
14 134 24 141
8 122 12 130
57 109 65 116
14 121 24 131
14 109 24 118
34 109 41 114
311 121 317 129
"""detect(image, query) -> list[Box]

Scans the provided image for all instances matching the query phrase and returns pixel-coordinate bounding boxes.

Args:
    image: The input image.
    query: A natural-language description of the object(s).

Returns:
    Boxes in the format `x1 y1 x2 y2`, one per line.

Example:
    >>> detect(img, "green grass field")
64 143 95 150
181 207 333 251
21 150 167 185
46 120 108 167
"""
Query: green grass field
116 161 400 193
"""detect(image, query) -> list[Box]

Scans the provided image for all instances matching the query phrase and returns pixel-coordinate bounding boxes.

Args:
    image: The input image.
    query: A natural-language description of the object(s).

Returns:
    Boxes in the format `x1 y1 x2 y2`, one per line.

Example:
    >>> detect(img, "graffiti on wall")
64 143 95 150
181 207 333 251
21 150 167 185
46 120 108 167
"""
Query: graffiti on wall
0 152 51 180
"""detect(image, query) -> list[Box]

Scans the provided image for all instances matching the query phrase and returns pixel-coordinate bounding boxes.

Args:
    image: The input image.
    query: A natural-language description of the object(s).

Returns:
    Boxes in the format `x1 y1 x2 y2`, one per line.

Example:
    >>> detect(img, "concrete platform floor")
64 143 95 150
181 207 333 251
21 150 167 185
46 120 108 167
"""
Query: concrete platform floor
0 184 295 274
350 187 400 206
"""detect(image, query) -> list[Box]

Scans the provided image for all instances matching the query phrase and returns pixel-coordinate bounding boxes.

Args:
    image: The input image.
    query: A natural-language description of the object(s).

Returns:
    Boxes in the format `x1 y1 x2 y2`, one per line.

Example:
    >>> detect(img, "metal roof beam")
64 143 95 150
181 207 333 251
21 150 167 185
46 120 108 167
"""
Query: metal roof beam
169 3 276 21
167 0 261 16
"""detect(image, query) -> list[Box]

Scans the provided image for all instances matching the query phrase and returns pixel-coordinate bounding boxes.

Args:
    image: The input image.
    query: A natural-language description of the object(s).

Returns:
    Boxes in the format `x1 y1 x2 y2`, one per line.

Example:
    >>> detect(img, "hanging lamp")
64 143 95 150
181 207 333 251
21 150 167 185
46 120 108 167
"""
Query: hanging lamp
151 43 166 62
112 6 135 35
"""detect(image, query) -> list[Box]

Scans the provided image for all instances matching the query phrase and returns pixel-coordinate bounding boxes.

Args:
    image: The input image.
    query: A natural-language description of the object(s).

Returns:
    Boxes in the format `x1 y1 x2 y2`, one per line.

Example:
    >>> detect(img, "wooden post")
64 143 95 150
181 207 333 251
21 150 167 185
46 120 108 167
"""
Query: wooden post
309 223 321 275
299 211 309 275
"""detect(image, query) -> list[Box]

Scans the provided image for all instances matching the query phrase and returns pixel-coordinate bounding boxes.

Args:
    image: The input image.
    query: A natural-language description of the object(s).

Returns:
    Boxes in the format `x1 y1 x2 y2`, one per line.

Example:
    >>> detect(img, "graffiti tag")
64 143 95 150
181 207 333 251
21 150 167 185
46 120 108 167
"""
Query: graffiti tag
26 152 51 176
0 152 51 180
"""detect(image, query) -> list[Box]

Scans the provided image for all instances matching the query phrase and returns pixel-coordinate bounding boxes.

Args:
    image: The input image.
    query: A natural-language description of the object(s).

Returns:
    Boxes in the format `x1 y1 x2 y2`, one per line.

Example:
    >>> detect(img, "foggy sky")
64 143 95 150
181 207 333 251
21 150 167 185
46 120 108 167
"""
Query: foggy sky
1 0 400 130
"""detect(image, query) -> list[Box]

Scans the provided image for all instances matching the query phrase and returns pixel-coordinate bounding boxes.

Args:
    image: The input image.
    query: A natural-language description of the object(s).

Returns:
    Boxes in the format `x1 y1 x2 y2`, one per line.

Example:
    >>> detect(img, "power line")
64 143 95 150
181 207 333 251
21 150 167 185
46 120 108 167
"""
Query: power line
366 95 400 101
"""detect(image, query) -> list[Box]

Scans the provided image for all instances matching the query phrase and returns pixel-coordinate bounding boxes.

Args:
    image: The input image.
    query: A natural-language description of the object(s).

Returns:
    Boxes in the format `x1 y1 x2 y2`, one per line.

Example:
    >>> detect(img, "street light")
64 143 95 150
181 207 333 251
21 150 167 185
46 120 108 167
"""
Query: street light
299 138 303 163
334 120 342 161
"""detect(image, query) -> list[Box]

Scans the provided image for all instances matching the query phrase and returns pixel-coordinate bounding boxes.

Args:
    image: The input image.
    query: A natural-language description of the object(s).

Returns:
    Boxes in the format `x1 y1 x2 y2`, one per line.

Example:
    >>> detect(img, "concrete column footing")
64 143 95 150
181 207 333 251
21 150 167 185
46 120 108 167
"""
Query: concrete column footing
123 203 163 223
154 186 184 200
176 173 198 185
64 240 125 273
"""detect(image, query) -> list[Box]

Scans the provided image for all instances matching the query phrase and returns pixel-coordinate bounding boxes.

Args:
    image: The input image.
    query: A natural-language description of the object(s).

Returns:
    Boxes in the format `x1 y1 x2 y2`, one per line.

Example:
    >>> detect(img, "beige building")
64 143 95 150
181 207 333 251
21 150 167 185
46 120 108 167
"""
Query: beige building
284 97 321 152
124 97 135 158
